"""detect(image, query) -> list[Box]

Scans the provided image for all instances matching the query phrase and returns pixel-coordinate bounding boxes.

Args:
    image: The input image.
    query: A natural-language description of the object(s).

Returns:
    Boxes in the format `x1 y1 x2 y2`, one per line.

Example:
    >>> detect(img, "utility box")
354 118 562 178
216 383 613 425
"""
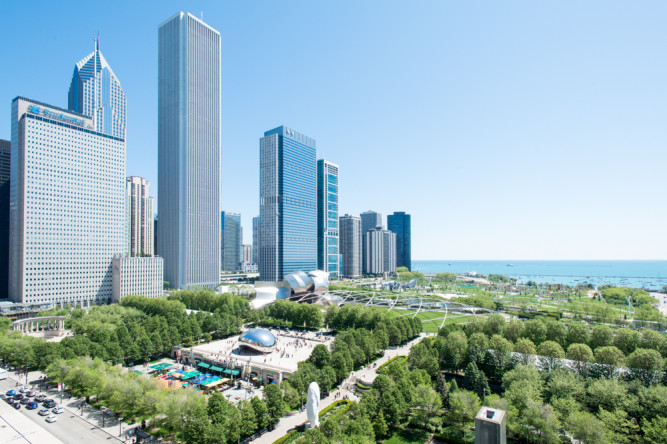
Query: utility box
474 407 506 444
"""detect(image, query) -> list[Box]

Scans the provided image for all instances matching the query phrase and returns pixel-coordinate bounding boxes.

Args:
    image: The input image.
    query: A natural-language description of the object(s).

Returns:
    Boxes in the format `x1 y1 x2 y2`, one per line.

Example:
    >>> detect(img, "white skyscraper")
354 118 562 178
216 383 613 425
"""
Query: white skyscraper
339 214 362 278
126 176 154 256
158 12 221 289
9 98 125 305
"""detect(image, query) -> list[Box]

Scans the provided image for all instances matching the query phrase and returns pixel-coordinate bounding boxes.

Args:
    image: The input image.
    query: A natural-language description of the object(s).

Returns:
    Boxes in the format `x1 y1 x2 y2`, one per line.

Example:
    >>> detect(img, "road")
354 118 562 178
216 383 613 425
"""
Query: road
252 333 432 444
0 370 132 444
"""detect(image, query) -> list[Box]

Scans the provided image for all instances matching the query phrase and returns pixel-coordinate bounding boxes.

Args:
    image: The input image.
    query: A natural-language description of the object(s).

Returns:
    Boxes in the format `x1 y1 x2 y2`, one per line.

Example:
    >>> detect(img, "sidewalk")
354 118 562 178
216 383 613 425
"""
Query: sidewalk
252 333 431 444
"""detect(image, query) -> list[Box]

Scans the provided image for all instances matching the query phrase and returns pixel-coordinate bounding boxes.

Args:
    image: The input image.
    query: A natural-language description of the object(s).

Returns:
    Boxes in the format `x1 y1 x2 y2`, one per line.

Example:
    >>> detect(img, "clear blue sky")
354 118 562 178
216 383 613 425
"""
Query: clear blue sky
2 1 666 260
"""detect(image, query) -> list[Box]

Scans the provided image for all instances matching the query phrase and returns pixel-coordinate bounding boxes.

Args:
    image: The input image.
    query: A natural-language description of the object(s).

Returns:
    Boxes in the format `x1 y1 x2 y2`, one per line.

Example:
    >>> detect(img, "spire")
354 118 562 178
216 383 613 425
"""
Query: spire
95 33 99 52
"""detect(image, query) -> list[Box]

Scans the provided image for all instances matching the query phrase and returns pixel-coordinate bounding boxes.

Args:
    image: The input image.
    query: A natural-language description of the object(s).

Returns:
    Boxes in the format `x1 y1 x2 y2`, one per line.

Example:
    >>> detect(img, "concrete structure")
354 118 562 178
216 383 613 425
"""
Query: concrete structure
364 227 397 275
9 97 125 305
360 210 382 274
158 12 221 289
242 244 252 263
259 126 317 281
12 316 65 334
474 407 506 444
68 37 126 139
339 214 362 278
0 139 9 300
126 176 154 256
221 212 242 272
252 216 260 266
111 256 164 302
388 211 411 271
317 160 339 278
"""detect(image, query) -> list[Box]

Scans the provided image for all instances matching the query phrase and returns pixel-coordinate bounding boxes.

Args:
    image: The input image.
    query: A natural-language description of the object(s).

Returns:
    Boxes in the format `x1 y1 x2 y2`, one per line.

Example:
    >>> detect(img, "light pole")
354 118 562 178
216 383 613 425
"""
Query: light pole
118 417 123 437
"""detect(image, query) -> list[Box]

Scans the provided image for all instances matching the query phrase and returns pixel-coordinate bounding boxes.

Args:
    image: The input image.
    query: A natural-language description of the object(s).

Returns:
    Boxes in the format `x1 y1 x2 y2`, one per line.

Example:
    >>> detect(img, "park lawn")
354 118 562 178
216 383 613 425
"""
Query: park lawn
384 427 430 444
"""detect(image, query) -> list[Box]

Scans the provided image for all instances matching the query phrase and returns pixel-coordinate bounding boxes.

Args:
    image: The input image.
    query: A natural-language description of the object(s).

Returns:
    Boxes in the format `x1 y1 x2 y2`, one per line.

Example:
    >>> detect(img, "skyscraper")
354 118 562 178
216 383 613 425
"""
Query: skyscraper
9 98 125 305
252 216 260 266
243 244 252 264
364 227 397 275
360 210 382 274
68 38 126 139
0 139 10 300
259 126 317 281
126 176 154 257
158 12 221 289
388 212 412 271
221 212 242 272
317 159 339 278
339 214 362 278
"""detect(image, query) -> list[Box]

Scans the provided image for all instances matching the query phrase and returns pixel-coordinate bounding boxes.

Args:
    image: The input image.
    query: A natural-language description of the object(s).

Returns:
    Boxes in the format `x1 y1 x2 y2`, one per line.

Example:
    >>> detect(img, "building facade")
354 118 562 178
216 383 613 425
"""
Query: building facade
126 176 154 256
360 210 382 274
252 216 260 267
0 140 9 300
243 244 252 263
221 212 242 272
364 227 397 275
68 38 126 139
112 256 164 302
339 214 362 278
317 159 339 278
388 211 411 271
9 97 125 305
158 12 221 289
259 126 317 281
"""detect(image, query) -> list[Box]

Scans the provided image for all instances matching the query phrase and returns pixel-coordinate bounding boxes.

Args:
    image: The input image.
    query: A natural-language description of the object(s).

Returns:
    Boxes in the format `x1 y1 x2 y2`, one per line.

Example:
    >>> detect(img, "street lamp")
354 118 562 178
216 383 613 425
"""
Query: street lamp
118 417 123 437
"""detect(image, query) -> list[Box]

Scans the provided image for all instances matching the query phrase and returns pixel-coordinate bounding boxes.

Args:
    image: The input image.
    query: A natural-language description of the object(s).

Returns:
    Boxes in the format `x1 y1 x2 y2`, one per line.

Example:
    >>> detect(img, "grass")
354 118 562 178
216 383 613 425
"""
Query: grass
385 309 479 332
384 428 430 444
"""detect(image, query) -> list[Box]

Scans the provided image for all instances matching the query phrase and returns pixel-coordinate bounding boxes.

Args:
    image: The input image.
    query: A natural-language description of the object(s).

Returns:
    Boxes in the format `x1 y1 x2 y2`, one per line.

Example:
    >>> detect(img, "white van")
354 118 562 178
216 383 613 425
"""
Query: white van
0 369 8 380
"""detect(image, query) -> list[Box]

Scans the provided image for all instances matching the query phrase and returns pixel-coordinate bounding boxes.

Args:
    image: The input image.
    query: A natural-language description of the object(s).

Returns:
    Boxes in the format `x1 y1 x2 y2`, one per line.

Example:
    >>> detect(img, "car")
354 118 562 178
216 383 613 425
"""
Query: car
0 394 5 400
43 400 56 408
5 397 13 404
38 408 50 416
45 415 56 423
34 394 46 402
20 398 30 405
19 386 29 393
12 402 20 410
52 407 64 414
5 390 15 397
13 394 24 401
25 390 35 397
26 402 38 410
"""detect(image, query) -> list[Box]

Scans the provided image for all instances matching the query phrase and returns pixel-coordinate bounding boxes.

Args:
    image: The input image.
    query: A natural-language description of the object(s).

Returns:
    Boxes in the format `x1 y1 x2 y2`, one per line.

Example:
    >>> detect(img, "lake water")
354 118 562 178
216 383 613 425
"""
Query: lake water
411 260 667 290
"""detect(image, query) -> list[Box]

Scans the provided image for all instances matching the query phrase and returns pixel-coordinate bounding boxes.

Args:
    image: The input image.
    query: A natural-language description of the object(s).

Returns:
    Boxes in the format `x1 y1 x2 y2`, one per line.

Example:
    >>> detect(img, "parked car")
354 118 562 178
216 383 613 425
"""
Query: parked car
5 397 13 404
38 408 50 416
45 415 57 423
25 390 35 397
0 394 6 400
19 387 29 393
12 402 20 410
34 394 46 402
52 407 64 414
20 398 30 405
13 394 24 401
43 400 56 408
5 390 16 397
26 401 38 410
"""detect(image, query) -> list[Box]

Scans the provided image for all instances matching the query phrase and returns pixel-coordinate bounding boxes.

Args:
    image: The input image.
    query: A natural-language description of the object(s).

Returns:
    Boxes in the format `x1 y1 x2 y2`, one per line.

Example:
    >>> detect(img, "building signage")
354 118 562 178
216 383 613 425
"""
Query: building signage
28 105 85 127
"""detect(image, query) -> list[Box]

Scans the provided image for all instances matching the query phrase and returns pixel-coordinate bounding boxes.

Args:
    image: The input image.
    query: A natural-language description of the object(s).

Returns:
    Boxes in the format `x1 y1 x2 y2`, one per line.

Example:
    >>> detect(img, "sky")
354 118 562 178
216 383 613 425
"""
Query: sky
1 1 666 260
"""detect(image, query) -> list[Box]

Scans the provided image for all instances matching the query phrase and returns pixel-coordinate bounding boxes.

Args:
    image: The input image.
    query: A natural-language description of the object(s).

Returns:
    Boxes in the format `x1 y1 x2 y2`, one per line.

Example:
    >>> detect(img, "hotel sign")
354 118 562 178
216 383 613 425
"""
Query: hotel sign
28 105 85 127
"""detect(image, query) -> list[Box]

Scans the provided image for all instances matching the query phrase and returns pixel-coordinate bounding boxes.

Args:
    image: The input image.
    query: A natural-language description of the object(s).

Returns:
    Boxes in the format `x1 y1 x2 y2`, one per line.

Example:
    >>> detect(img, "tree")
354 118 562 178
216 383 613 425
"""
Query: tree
597 408 639 444
545 320 567 347
566 343 594 375
484 314 506 337
566 410 610 444
566 322 590 347
537 341 565 371
589 325 613 350
503 319 525 343
519 400 561 443
586 378 632 413
448 390 481 423
310 344 331 369
238 400 257 439
613 328 640 355
264 384 286 428
435 372 449 408
439 331 468 372
625 348 663 386
410 384 442 430
514 338 536 366
545 370 585 403
373 411 389 438
642 416 667 444
523 319 547 345
251 397 269 431
463 362 490 399
489 334 514 375
592 346 625 378
467 332 489 365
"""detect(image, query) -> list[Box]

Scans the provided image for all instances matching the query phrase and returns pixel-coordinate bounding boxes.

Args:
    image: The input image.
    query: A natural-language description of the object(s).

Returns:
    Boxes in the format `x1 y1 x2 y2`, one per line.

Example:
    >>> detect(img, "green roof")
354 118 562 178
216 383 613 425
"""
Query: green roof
210 366 223 372
223 369 232 375
230 370 240 376
197 362 210 369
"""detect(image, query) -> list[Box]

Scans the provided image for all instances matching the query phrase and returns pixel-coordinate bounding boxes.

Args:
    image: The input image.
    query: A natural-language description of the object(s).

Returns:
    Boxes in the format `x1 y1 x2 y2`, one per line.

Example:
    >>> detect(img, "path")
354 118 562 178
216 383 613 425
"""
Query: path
252 333 432 444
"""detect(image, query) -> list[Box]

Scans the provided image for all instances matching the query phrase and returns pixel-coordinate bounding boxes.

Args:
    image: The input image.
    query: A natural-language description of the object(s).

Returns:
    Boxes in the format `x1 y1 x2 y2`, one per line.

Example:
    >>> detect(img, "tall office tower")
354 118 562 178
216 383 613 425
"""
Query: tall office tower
126 176 155 256
9 98 125 305
0 139 10 300
153 215 158 255
252 216 260 266
243 244 252 263
317 159 339 278
158 12 221 289
388 211 411 271
360 210 382 274
221 212 242 272
339 214 362 278
68 38 126 139
364 227 397 275
259 126 317 281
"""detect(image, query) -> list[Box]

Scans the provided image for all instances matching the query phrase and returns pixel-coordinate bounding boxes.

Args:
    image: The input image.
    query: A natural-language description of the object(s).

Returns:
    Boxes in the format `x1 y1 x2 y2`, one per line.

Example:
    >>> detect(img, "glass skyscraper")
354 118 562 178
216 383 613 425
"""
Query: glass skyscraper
68 38 126 139
158 12 221 289
360 210 382 274
388 211 412 271
0 139 10 300
317 159 339 278
221 211 242 272
339 214 362 278
259 126 317 281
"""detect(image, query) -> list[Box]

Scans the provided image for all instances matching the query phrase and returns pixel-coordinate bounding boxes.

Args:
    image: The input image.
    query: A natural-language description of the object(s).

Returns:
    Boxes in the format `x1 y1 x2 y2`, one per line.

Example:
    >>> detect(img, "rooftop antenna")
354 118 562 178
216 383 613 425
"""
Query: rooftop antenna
93 34 98 131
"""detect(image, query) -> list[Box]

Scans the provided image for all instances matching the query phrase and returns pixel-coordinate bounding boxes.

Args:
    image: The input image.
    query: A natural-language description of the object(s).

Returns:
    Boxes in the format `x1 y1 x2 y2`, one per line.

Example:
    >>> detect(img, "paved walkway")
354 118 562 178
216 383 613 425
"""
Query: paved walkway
252 333 431 444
